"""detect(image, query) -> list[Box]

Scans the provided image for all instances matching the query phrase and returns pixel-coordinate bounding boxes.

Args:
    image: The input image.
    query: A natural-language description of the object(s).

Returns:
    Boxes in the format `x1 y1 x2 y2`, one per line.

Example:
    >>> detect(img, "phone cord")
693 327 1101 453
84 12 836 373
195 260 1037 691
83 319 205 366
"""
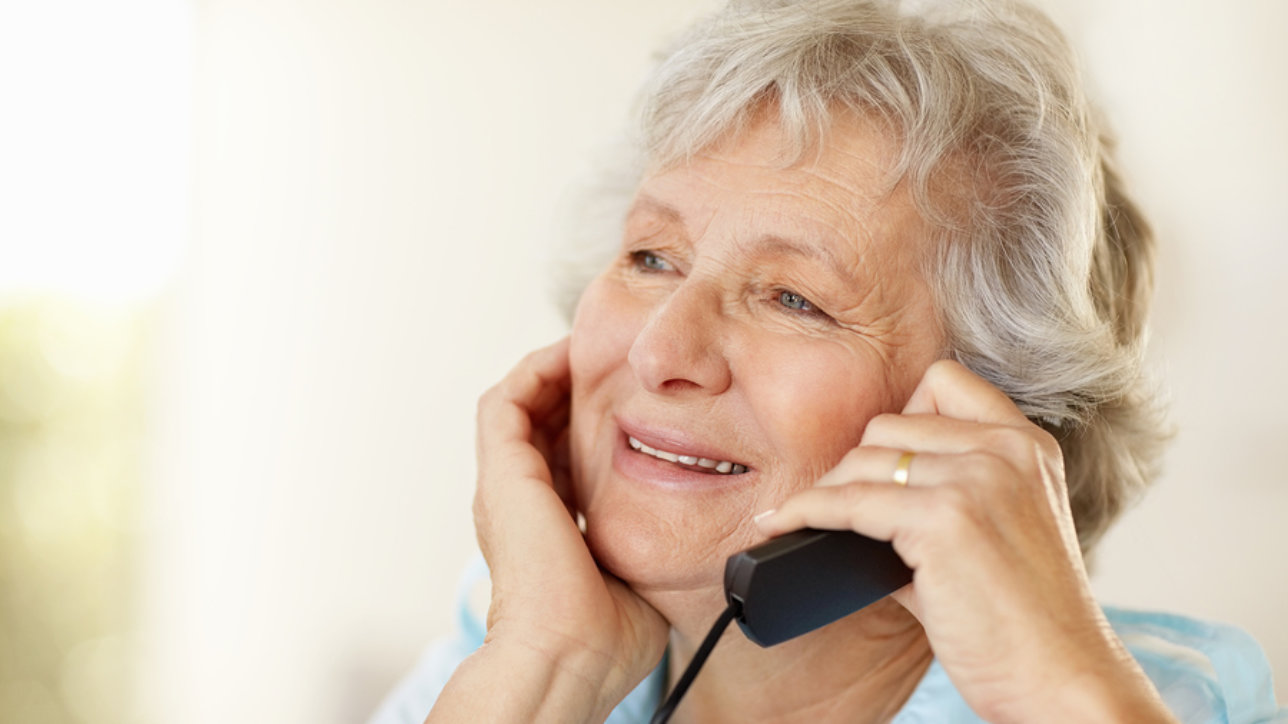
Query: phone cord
649 599 741 724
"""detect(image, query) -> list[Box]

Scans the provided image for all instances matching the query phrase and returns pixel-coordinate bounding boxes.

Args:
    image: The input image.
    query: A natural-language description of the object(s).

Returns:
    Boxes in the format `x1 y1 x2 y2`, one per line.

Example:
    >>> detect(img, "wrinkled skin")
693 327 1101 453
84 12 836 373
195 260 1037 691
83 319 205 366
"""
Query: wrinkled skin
437 113 1176 724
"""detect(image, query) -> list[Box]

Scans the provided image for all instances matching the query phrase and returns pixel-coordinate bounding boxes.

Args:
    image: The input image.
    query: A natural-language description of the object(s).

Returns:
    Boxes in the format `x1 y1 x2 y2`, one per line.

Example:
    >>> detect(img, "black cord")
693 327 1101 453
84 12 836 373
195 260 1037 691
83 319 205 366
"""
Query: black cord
649 600 741 724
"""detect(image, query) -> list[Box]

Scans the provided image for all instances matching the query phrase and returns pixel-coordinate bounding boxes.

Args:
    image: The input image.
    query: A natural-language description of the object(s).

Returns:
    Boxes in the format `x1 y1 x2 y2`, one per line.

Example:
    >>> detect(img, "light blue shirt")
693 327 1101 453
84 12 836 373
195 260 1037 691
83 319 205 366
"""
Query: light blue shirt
369 556 1286 723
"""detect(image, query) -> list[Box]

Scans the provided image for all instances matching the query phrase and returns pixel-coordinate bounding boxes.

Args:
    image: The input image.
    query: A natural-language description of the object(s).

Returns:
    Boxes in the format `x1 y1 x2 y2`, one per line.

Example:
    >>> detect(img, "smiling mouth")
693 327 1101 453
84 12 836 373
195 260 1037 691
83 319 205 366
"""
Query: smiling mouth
627 435 749 475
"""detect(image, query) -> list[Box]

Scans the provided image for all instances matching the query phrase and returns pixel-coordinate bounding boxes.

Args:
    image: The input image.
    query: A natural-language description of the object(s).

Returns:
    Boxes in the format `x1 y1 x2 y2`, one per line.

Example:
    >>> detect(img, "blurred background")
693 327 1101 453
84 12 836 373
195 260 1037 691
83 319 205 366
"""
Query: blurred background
0 0 1284 722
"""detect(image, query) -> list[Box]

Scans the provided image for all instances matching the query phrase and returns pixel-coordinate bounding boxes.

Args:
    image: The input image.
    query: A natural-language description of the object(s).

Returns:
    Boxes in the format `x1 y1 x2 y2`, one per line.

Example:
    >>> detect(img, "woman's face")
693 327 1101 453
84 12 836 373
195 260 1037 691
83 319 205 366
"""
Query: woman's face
568 113 944 596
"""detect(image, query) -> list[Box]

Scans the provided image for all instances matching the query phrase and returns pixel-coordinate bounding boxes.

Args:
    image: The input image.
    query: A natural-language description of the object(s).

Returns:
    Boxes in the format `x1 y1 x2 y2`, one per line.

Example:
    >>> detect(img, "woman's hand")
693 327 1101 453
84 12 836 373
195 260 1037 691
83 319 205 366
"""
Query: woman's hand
755 360 1175 724
429 338 668 724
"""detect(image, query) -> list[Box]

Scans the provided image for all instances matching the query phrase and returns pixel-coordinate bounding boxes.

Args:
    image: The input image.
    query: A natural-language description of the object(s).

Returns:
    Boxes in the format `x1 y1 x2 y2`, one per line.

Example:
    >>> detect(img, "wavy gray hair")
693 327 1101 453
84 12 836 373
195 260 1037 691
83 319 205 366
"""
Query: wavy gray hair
553 0 1167 554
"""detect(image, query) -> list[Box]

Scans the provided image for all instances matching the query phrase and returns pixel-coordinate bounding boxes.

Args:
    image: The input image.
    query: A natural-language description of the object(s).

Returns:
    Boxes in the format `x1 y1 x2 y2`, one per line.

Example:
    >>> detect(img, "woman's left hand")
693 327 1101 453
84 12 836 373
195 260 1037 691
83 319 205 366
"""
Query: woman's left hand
755 360 1175 724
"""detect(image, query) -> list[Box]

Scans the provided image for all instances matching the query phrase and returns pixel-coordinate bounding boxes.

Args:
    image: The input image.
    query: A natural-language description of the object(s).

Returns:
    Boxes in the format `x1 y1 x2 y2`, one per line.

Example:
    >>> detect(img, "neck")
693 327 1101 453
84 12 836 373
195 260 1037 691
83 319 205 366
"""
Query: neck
647 586 932 724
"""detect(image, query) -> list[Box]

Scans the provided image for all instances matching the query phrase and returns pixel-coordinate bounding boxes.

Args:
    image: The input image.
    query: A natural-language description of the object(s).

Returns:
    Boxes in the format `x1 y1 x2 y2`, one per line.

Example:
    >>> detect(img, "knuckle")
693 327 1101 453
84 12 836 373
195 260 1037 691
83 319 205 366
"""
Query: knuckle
982 425 1064 485
981 426 1048 476
860 413 901 444
477 384 503 414
982 425 1029 456
1031 426 1062 460
834 481 867 506
839 445 868 467
924 358 962 385
520 346 547 366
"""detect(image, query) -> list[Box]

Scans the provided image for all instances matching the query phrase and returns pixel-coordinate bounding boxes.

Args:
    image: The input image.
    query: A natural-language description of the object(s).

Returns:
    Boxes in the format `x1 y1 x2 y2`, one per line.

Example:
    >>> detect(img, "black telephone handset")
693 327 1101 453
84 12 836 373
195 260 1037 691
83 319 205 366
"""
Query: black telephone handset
724 528 914 646
650 529 913 723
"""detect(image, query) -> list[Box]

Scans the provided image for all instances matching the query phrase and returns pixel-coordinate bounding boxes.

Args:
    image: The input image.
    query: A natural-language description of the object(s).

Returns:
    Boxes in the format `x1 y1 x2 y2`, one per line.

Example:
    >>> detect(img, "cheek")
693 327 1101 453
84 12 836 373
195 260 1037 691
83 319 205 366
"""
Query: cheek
569 277 641 391
568 276 645 497
745 341 897 484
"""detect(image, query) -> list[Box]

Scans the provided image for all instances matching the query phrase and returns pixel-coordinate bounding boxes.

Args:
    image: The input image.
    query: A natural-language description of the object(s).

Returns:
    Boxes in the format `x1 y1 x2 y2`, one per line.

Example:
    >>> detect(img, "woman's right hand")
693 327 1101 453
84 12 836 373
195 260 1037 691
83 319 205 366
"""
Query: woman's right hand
429 337 668 724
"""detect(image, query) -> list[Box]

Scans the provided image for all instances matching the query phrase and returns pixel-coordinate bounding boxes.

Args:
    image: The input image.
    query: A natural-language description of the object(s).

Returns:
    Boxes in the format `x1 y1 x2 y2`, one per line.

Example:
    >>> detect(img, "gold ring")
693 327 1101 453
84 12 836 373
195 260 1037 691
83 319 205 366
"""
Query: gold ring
892 451 915 486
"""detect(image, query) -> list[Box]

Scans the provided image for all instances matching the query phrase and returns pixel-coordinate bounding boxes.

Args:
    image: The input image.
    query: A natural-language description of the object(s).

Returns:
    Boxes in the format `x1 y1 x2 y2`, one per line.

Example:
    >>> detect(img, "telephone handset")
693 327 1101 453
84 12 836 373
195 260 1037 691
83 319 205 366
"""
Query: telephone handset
724 528 913 646
650 529 913 723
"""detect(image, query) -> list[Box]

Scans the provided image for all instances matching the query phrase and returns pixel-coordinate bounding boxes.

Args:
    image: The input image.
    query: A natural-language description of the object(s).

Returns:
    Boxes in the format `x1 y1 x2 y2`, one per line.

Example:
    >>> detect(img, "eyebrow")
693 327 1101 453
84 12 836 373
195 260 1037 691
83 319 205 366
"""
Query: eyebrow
625 194 683 224
746 235 853 283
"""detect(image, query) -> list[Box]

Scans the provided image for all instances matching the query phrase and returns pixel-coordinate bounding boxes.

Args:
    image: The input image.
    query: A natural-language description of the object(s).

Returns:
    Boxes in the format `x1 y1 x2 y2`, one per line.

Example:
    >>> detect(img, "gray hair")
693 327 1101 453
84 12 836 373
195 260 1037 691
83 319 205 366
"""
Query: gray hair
553 0 1167 554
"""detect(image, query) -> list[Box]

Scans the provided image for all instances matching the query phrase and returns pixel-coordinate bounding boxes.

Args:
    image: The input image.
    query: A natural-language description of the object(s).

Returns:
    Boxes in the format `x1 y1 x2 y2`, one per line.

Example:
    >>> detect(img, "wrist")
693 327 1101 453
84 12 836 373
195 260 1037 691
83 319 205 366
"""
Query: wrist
1047 653 1178 724
496 631 643 720
427 627 644 724
999 637 1177 724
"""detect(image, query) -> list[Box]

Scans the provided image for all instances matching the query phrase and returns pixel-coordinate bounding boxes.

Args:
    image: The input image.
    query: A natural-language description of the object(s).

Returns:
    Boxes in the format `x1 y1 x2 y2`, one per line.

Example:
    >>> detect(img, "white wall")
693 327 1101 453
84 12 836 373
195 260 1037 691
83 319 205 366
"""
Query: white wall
143 1 1288 721
1060 0 1288 701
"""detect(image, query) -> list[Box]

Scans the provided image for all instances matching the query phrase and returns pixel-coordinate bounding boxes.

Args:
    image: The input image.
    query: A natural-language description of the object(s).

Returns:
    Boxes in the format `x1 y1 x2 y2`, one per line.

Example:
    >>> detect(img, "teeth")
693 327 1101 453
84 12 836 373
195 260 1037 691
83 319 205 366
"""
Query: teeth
627 436 746 475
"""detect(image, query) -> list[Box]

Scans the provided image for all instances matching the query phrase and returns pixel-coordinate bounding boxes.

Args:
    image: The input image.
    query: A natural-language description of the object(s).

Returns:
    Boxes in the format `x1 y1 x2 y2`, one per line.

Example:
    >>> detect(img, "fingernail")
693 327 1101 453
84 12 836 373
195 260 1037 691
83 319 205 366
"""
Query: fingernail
752 509 777 527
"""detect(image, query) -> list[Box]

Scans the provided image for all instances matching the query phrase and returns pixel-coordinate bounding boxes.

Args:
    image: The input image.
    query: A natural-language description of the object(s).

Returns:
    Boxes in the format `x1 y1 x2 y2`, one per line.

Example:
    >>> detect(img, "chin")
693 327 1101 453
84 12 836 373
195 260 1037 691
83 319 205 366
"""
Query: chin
578 486 760 597
567 402 773 598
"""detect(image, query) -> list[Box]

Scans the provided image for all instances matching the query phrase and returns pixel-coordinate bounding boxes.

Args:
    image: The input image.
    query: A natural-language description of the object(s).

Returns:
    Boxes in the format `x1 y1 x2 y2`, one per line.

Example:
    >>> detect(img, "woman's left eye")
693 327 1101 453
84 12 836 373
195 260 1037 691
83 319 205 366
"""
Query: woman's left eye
777 290 817 313
630 250 673 272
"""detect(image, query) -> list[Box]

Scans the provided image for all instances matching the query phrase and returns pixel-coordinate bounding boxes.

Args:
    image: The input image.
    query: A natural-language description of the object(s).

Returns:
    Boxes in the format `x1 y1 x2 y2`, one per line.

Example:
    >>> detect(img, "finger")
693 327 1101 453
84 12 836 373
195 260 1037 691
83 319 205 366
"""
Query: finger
491 337 573 421
476 338 573 491
531 394 571 458
814 448 1015 494
814 446 911 488
477 338 572 456
754 481 924 545
902 359 1029 426
860 413 1052 465
549 426 575 516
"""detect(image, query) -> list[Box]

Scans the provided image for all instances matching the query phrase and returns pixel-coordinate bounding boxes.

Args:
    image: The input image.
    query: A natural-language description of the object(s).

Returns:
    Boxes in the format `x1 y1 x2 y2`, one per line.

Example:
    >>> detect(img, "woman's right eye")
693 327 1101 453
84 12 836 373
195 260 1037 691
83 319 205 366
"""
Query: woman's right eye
630 250 673 272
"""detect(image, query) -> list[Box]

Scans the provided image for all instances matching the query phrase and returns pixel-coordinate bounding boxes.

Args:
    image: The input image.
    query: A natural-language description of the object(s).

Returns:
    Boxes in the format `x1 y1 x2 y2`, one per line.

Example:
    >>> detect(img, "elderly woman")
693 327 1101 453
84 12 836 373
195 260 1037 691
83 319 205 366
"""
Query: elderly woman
372 1 1284 722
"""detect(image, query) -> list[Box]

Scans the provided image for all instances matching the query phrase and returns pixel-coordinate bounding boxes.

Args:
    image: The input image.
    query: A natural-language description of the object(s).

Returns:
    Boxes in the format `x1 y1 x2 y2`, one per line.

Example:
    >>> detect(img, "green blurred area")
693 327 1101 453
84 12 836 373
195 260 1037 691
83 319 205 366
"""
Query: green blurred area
0 298 151 724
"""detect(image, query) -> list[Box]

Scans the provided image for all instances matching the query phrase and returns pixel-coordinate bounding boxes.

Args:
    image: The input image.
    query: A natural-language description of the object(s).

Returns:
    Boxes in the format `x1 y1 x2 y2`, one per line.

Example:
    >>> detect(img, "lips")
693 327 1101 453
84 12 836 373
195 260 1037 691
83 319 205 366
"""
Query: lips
627 435 748 474
615 417 753 482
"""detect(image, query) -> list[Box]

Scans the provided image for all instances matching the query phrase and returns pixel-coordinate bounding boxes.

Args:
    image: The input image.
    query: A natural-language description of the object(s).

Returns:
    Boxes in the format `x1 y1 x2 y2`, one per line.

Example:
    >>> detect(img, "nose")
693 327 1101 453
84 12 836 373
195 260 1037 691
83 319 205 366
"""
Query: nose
627 279 732 395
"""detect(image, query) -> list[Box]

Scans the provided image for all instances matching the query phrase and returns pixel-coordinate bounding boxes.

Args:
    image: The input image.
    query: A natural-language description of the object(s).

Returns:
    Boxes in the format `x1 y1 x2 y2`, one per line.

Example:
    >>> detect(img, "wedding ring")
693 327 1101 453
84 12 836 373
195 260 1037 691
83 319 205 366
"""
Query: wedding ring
892 451 915 486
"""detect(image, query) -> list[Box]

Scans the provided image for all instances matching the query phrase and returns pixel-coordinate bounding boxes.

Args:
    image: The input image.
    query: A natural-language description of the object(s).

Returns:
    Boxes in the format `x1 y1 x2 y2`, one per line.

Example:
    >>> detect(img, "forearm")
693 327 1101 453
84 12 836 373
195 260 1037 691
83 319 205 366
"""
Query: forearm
424 637 627 724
